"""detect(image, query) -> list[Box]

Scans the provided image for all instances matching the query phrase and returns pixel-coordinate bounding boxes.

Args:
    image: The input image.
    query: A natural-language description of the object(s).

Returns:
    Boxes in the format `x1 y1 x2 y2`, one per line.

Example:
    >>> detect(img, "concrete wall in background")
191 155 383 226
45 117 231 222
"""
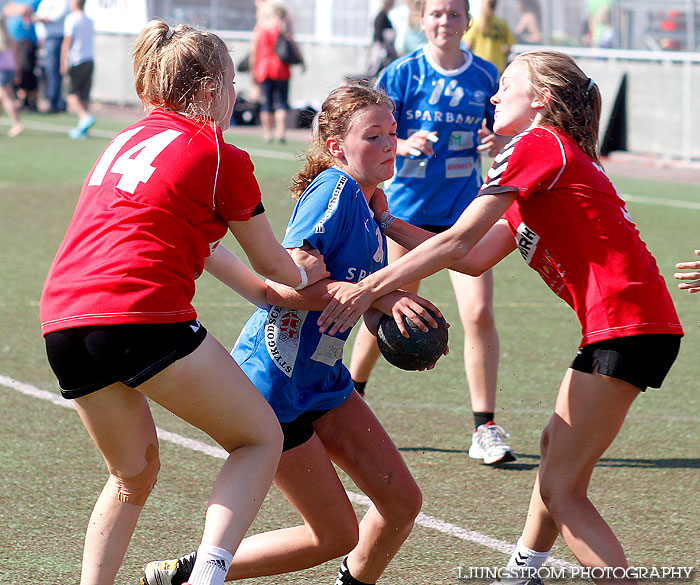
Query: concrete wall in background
92 34 700 160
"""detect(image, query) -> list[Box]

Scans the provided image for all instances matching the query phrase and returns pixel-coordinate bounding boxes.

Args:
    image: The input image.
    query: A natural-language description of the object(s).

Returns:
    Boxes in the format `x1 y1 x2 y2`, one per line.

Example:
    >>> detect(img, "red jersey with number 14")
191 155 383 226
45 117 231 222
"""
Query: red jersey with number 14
481 126 682 346
41 109 262 335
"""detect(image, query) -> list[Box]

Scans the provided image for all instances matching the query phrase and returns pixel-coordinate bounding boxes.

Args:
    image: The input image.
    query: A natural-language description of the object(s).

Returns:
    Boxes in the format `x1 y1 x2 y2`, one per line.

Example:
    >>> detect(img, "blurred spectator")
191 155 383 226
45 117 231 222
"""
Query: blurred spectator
251 0 294 142
393 0 426 56
61 0 94 138
513 0 542 44
0 12 23 135
586 0 614 48
35 0 69 112
463 0 515 73
367 0 397 77
3 0 40 110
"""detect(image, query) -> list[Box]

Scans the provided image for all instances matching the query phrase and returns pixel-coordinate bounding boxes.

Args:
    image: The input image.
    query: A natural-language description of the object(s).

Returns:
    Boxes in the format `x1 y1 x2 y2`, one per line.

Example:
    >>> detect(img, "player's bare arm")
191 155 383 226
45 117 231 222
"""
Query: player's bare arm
319 194 513 334
674 249 700 293
228 215 329 288
204 244 269 307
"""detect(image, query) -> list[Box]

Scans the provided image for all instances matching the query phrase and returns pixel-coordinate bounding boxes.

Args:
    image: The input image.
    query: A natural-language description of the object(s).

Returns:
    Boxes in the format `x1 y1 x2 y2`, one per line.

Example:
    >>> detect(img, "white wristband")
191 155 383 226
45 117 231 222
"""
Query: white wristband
294 264 308 290
379 210 396 232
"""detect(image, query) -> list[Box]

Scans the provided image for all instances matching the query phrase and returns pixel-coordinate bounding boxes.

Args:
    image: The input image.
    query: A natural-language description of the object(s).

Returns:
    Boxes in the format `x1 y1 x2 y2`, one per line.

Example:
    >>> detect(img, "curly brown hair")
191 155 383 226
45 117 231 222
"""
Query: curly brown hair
290 82 395 199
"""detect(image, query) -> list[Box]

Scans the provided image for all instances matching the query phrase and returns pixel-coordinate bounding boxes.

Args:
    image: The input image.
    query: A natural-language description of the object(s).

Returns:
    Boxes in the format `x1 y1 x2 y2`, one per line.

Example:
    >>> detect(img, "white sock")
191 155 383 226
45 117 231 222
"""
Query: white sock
501 538 551 583
187 544 233 585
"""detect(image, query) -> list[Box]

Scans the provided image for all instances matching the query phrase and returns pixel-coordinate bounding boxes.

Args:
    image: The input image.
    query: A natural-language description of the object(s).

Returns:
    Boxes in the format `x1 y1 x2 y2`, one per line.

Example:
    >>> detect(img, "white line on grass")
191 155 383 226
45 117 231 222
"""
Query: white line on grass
0 373 577 569
0 118 298 160
622 194 700 211
2 118 699 204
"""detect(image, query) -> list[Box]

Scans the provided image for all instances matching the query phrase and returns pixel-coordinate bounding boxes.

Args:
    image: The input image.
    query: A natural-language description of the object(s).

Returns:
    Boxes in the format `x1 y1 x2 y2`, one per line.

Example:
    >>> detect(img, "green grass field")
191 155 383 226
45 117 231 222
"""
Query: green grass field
1 111 698 585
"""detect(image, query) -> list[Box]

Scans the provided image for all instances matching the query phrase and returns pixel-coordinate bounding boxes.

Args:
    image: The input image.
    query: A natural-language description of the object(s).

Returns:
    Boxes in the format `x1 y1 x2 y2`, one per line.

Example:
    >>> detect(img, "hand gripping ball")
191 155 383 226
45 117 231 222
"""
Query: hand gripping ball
377 309 448 371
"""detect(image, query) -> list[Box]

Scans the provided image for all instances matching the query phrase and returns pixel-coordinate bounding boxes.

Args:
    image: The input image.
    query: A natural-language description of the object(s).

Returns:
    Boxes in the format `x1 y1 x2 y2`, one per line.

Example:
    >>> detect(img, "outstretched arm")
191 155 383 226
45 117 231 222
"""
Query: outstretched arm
204 244 269 307
318 192 516 334
383 217 515 276
266 278 442 335
228 214 329 288
674 250 700 293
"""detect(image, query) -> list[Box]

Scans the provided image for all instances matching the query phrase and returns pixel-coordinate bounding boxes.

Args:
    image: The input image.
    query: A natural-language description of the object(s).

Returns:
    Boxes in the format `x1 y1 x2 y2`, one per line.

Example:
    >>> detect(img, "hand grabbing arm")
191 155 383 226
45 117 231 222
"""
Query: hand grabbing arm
204 244 269 307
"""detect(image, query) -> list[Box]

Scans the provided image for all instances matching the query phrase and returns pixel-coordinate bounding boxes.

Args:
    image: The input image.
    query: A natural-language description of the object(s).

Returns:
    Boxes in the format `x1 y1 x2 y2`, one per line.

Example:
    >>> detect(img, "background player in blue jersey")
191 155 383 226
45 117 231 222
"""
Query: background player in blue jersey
142 83 442 585
349 0 514 465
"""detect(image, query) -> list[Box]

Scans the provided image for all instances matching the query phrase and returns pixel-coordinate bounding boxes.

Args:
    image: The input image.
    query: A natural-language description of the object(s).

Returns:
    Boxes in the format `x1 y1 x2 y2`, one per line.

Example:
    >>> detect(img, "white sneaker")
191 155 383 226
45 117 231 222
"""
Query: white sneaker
468 422 516 465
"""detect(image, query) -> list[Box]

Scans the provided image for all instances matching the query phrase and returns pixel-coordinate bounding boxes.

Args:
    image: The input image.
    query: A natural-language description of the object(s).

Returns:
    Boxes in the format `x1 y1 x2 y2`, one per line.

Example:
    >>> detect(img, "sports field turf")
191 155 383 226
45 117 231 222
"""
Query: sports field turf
1 111 698 585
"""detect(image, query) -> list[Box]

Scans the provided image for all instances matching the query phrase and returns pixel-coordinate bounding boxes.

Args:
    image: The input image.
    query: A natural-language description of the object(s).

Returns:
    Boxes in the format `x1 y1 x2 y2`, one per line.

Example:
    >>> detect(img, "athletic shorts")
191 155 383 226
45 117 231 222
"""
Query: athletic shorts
67 60 93 102
0 69 15 88
280 408 331 451
44 320 208 399
416 224 452 234
259 78 289 112
15 39 37 92
570 333 681 391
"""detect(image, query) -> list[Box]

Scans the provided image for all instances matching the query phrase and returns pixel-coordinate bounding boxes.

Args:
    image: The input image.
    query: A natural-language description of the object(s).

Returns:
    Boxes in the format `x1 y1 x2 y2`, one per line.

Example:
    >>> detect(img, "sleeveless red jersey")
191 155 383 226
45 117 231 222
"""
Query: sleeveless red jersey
41 109 262 334
481 126 682 345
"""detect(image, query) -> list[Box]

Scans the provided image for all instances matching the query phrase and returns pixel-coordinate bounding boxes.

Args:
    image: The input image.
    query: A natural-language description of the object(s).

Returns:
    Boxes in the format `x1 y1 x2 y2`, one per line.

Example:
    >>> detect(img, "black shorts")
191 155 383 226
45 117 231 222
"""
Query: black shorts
67 60 93 101
259 78 289 112
280 408 331 451
44 320 208 399
416 224 452 234
570 334 681 391
15 39 38 92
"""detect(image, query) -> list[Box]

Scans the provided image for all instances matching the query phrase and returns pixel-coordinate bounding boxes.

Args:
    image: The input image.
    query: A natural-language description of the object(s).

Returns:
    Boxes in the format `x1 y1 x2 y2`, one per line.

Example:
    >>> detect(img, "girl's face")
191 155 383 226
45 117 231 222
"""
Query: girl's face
212 52 237 131
490 59 544 136
329 104 397 197
421 0 470 52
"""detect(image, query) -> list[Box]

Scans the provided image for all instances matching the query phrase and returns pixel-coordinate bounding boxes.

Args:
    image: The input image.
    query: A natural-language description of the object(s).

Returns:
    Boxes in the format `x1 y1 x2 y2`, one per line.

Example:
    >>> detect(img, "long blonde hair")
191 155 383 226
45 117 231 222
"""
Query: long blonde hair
291 82 395 199
515 51 602 164
132 20 229 119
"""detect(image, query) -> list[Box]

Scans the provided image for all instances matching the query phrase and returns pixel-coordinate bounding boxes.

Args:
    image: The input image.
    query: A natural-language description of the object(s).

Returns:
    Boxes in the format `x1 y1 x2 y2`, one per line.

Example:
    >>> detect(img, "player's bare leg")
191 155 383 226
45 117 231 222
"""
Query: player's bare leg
449 268 499 414
260 110 274 142
74 385 159 585
196 392 420 583
316 392 422 583
79 334 281 585
522 368 640 584
274 108 288 142
449 268 511 464
139 335 282 550
222 433 360 578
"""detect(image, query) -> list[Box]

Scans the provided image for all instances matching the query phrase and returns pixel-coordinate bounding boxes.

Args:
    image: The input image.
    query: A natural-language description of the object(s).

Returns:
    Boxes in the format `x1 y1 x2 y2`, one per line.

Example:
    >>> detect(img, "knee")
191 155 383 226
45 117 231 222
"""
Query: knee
460 302 495 331
106 443 160 506
538 428 586 516
380 479 423 529
312 515 359 561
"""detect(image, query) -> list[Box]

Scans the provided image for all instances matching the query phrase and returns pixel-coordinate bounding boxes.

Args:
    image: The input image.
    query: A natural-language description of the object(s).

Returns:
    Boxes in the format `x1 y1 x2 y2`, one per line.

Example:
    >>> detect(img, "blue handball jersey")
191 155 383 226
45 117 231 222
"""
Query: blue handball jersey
378 48 499 226
232 168 388 422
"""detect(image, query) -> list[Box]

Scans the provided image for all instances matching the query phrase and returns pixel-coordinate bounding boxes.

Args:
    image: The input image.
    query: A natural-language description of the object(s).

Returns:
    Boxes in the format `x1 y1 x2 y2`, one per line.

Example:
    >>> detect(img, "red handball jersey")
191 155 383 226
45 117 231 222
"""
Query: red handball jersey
481 126 683 346
40 109 262 335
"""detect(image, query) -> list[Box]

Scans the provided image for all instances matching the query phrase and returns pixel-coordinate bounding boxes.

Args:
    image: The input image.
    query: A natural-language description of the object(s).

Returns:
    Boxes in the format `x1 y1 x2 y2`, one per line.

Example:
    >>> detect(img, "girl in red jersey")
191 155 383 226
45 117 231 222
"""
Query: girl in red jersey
39 20 327 585
317 50 682 585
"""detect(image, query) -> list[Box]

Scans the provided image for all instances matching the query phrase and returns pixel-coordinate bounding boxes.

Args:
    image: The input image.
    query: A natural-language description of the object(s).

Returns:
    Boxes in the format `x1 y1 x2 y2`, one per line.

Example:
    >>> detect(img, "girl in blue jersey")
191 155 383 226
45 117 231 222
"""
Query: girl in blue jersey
142 83 441 585
349 0 515 465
